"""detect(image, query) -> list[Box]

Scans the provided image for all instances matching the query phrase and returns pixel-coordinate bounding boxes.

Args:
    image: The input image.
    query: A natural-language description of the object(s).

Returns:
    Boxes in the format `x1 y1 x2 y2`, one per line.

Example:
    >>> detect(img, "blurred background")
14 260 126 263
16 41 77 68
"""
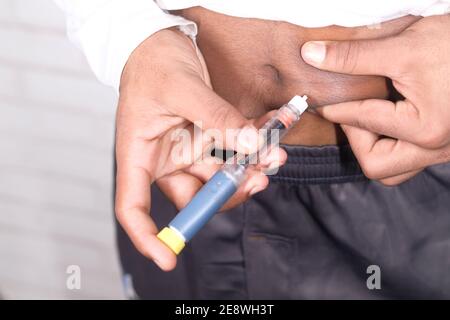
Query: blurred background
0 0 125 299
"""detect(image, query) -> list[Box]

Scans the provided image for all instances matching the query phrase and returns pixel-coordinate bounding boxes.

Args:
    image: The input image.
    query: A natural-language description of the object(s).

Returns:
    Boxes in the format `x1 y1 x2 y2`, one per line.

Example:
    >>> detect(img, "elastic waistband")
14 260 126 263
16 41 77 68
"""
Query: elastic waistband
270 144 366 185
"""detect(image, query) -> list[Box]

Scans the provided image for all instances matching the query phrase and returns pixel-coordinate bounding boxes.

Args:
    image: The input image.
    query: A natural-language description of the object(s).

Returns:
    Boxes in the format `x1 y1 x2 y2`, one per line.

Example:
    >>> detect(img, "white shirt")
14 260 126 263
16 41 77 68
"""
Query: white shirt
54 0 450 93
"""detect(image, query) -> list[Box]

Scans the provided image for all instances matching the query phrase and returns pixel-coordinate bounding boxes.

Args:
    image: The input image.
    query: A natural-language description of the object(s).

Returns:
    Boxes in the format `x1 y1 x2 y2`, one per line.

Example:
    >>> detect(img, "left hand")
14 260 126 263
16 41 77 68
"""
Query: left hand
301 14 450 185
115 29 285 271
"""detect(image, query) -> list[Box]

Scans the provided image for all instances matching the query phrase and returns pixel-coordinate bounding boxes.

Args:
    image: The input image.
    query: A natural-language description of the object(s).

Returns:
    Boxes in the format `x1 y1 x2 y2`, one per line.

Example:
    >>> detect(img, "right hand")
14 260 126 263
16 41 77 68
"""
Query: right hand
115 28 286 271
301 15 450 185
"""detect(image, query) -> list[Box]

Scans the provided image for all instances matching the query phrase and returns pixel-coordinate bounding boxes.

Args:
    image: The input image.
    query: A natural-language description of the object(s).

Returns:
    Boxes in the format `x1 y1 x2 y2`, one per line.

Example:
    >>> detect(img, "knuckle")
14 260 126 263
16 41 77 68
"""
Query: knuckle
359 157 382 180
418 124 449 149
114 203 127 222
354 100 373 128
210 104 234 130
333 41 360 73
439 148 450 162
434 125 449 147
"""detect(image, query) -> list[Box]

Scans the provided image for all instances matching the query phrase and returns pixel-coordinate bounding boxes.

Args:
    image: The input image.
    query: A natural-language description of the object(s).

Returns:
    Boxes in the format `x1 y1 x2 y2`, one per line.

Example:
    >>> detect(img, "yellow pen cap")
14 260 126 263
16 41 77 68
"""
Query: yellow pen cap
157 227 186 255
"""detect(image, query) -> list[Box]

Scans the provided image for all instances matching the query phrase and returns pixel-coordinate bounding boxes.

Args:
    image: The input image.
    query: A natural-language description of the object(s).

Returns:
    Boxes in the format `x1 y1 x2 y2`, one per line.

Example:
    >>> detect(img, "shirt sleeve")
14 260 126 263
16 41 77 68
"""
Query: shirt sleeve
53 0 197 92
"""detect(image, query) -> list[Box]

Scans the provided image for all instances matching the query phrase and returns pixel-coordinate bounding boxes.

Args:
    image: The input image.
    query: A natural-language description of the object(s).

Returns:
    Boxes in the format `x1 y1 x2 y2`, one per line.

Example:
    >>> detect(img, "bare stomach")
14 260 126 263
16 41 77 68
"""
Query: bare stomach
173 7 419 145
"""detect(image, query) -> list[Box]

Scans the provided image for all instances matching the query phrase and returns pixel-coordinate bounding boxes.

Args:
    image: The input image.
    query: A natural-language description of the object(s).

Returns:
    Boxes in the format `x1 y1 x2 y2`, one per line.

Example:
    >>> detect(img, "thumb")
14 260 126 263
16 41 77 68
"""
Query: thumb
301 36 402 77
170 77 263 154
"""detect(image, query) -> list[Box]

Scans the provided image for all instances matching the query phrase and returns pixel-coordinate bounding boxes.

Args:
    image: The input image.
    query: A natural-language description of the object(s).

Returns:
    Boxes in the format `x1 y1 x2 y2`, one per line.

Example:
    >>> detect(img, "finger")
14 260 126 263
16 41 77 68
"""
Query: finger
166 122 216 173
378 169 422 186
168 77 263 154
189 167 269 211
258 147 288 175
301 35 407 77
157 172 204 210
186 146 287 181
162 147 286 212
159 155 224 211
346 123 423 185
341 124 379 157
342 124 408 179
115 140 176 271
342 125 444 180
252 110 278 128
167 110 279 173
158 164 269 212
318 99 422 145
203 148 286 209
223 169 269 210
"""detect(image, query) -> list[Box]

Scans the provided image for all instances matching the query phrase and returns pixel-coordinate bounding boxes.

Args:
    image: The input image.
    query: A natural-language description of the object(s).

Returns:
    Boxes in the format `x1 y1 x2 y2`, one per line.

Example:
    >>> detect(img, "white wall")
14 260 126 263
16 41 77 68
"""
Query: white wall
0 0 124 299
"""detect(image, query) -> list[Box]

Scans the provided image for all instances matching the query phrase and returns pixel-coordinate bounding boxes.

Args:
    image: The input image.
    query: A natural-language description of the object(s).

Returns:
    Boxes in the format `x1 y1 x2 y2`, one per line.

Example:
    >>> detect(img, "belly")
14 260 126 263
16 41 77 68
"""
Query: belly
173 7 419 145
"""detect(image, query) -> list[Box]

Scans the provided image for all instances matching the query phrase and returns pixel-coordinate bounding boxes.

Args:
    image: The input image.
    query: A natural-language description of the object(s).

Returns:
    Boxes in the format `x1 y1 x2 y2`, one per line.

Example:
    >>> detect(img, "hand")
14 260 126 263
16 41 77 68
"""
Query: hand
116 28 286 271
301 15 450 185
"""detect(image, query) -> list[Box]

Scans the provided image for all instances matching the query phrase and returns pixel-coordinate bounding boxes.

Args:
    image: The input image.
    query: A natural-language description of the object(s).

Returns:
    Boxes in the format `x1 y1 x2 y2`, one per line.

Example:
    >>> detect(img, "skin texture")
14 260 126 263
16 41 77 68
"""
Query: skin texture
115 8 423 271
301 14 450 185
174 7 420 145
116 28 286 271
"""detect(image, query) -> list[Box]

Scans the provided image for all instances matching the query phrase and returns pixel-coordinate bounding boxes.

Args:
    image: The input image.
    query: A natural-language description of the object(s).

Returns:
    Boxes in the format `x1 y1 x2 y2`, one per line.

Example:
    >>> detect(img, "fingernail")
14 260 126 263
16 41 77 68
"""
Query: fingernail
302 41 326 65
261 150 281 167
264 164 281 176
267 159 281 171
249 184 265 196
237 125 260 153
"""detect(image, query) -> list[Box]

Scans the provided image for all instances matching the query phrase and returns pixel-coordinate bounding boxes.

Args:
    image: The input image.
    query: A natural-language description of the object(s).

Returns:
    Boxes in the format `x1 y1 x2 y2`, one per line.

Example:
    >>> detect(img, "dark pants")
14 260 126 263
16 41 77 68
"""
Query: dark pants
116 145 450 299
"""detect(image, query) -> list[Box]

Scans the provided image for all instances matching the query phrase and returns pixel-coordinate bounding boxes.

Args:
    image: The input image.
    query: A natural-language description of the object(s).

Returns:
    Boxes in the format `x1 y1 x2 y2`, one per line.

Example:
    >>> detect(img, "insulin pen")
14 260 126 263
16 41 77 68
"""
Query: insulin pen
157 95 309 254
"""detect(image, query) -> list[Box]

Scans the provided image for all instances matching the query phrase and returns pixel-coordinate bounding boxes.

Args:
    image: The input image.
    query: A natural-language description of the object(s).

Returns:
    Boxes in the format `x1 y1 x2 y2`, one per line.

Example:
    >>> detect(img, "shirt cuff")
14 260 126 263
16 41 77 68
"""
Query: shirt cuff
67 0 197 93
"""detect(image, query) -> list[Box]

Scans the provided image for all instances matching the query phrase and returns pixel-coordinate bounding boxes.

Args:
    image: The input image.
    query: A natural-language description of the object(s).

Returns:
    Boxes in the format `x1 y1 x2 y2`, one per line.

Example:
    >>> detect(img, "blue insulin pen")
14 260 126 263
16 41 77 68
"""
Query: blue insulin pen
157 95 309 254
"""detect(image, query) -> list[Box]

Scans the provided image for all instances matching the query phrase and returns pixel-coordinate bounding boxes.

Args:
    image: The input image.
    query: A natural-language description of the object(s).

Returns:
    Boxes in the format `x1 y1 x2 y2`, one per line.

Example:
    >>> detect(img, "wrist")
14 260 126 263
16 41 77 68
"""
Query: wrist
119 27 197 94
